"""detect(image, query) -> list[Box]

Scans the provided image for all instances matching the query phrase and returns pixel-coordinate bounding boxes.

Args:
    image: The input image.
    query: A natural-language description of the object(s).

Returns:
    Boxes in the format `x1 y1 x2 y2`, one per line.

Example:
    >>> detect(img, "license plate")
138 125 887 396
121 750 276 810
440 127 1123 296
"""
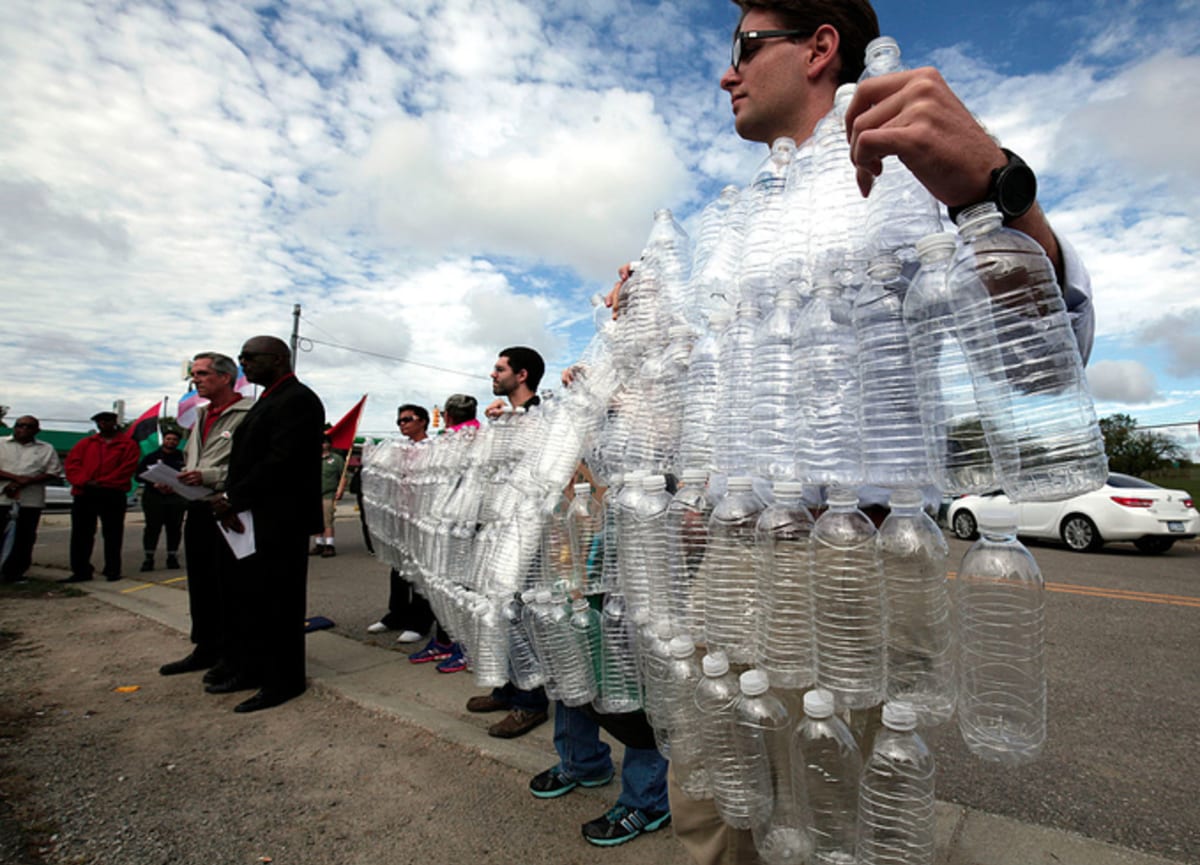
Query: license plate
1168 521 1185 532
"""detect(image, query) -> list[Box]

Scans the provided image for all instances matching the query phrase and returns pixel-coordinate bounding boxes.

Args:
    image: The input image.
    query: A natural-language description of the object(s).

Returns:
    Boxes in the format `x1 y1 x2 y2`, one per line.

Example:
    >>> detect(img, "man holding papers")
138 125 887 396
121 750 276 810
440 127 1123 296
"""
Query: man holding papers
159 352 253 682
212 335 324 714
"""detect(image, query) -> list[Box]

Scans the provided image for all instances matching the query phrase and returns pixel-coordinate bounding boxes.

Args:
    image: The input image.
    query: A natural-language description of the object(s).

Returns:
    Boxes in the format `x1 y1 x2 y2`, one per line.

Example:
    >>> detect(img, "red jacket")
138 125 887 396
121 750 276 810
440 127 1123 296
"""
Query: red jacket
64 434 141 494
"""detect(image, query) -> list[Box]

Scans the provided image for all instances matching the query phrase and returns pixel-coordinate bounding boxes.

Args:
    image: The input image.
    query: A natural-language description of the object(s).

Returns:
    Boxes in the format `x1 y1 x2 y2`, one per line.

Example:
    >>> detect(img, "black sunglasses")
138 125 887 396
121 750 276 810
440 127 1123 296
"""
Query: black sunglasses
397 416 420 424
731 29 809 71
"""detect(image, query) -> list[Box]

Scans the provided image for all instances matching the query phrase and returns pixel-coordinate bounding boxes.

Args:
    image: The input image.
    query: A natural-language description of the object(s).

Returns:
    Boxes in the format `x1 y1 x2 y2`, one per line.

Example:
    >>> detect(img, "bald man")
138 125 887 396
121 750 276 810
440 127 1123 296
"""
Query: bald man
210 335 324 713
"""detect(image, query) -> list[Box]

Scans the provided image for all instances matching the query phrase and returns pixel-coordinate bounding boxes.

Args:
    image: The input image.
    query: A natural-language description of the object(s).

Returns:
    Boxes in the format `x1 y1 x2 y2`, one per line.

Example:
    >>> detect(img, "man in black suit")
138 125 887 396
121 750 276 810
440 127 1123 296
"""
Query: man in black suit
210 335 324 713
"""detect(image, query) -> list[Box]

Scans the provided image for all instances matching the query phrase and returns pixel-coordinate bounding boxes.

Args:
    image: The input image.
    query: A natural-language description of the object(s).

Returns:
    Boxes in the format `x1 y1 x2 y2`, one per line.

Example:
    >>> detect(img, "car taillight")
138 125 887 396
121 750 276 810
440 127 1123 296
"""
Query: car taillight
1185 498 1194 509
1110 496 1154 508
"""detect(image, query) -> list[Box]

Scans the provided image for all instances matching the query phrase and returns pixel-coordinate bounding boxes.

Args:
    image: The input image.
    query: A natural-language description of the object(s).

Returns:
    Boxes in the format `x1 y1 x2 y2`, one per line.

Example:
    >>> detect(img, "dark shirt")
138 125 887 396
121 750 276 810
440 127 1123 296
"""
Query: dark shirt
137 446 186 488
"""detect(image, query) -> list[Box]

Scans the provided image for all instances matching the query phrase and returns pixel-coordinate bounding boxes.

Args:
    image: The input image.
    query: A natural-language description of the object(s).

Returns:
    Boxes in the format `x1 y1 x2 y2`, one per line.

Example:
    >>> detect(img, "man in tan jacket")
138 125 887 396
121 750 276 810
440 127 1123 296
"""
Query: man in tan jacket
159 351 254 682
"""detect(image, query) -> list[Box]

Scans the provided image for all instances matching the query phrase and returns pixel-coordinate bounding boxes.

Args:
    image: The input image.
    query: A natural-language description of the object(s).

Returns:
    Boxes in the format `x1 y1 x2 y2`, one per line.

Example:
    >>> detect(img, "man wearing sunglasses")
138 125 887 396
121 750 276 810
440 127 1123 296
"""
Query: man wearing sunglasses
641 2 1095 863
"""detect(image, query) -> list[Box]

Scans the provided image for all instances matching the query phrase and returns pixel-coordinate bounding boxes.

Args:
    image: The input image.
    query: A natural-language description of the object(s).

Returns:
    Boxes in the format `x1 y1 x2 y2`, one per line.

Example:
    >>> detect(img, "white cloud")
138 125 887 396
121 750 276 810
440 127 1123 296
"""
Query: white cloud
1087 360 1160 404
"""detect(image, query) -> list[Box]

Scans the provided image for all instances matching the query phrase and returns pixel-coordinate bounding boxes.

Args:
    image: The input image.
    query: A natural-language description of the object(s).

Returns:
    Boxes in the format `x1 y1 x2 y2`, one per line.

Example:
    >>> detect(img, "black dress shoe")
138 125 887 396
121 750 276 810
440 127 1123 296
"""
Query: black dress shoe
205 674 261 695
234 687 305 713
202 661 237 685
159 652 216 676
104 574 122 582
61 574 93 583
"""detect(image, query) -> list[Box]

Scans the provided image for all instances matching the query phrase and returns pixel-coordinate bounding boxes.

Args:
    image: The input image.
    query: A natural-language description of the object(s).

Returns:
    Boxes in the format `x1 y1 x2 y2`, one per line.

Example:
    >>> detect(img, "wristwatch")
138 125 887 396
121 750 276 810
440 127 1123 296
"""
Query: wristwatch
948 148 1037 226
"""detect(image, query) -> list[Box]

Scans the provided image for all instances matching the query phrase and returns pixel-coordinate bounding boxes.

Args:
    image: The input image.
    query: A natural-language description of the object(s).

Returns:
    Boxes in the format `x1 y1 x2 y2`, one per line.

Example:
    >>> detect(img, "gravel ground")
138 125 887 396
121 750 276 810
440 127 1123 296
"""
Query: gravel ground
0 583 688 865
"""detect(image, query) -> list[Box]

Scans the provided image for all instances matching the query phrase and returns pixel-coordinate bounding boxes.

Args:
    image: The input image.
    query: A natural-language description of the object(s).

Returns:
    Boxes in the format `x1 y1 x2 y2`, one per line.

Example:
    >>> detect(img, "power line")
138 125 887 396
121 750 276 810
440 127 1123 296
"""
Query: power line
299 336 489 382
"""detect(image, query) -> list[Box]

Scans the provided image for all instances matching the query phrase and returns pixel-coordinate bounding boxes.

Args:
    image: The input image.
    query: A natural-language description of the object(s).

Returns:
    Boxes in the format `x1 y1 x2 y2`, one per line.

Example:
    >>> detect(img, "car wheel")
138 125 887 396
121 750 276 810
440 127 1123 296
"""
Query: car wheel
952 509 978 540
1133 537 1175 555
1060 514 1102 552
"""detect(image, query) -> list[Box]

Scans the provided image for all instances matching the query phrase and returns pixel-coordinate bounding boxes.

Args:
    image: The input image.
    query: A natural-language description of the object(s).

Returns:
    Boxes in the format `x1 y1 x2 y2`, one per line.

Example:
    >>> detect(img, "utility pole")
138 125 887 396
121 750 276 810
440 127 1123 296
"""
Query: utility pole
290 303 301 372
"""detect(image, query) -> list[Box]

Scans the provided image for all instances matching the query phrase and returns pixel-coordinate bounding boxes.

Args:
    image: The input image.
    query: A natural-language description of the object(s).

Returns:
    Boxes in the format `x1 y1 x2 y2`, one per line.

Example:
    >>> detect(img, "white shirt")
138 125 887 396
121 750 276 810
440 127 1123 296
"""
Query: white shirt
0 436 64 509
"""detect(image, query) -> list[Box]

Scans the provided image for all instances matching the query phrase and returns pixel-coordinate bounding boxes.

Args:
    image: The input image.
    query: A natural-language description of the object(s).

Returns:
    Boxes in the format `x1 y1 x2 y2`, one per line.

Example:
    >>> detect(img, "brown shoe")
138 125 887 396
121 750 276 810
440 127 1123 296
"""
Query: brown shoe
309 546 322 556
466 694 509 714
488 709 548 739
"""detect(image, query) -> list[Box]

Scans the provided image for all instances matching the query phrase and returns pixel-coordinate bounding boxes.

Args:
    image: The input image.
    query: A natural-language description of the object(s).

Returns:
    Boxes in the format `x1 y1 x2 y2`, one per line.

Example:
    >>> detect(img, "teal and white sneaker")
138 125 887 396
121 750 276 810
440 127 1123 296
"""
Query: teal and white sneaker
581 804 671 846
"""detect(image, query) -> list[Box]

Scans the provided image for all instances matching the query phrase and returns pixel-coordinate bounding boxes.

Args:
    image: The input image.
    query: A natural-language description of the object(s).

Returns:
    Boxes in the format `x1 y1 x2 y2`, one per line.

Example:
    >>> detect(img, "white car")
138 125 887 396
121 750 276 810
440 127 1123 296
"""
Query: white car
946 473 1199 554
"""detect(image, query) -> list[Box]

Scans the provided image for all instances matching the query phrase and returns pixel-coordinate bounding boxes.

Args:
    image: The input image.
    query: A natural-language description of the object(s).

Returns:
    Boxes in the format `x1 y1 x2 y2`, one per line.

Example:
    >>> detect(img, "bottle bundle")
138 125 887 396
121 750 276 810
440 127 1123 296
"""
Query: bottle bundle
359 35 1099 865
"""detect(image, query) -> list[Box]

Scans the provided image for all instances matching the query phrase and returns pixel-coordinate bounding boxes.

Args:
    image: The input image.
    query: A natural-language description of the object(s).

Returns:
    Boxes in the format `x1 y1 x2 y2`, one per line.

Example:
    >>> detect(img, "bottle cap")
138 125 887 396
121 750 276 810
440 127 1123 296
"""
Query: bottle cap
642 474 667 492
702 651 729 677
739 669 769 696
915 232 958 260
680 469 708 485
728 476 754 492
834 83 858 105
654 620 673 640
573 482 591 495
521 590 537 602
887 487 924 509
882 701 918 731
773 481 806 497
535 589 553 604
803 688 836 718
572 597 590 612
864 35 900 59
668 636 695 659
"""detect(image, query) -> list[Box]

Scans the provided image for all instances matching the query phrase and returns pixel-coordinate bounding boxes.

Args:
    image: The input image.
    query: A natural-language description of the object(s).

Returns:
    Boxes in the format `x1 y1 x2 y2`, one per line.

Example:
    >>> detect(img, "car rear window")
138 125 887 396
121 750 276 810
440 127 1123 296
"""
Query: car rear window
1107 473 1160 489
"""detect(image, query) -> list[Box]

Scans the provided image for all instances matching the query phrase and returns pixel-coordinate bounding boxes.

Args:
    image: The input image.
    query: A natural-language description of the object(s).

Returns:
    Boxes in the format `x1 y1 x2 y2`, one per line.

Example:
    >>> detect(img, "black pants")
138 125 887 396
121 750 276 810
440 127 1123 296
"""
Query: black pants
70 488 128 579
141 489 186 555
183 501 234 660
227 521 309 694
0 504 42 581
381 568 449 642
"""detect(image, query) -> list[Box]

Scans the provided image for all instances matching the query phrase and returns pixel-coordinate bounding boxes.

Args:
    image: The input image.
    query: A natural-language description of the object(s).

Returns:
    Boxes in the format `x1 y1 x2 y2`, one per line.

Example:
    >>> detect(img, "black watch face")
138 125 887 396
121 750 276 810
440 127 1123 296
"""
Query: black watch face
998 163 1037 219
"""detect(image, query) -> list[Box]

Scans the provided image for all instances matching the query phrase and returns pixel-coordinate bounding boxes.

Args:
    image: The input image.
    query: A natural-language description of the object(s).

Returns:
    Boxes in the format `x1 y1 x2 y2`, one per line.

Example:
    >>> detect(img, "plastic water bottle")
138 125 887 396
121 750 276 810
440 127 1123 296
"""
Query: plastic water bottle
595 591 642 714
740 137 797 306
879 488 956 726
690 188 747 317
540 489 574 591
567 482 604 594
625 474 672 623
637 615 675 754
666 469 714 637
857 702 936 865
795 276 860 485
663 636 711 799
811 487 885 709
679 307 729 472
956 502 1046 764
734 670 811 865
858 37 942 262
806 84 867 283
792 688 861 865
715 302 761 477
951 202 1107 501
704 477 767 665
597 474 622 594
755 481 817 690
503 592 544 690
751 285 802 481
854 255 930 487
537 589 596 707
569 596 602 698
695 650 751 828
904 232 999 494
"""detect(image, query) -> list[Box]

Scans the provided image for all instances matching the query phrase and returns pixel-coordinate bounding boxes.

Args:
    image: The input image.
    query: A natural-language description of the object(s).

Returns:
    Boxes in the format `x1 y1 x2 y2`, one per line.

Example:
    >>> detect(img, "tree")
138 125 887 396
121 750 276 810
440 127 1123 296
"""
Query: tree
1099 413 1185 476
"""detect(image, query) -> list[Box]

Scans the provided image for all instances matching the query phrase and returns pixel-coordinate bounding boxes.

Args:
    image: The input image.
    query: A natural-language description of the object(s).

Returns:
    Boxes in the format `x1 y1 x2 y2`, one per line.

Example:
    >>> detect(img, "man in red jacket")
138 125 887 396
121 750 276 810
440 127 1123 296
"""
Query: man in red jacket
63 410 141 582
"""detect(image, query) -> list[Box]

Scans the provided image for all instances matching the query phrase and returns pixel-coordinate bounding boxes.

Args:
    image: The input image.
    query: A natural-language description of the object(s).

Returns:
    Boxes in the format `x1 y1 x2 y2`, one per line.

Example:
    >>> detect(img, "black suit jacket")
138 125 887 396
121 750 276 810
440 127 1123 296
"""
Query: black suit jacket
225 374 325 539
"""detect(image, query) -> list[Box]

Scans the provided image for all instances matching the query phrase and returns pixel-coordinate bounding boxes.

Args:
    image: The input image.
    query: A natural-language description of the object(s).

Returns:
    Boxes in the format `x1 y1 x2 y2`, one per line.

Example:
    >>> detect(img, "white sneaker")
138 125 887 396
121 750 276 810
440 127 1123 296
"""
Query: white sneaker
366 621 390 634
396 630 423 643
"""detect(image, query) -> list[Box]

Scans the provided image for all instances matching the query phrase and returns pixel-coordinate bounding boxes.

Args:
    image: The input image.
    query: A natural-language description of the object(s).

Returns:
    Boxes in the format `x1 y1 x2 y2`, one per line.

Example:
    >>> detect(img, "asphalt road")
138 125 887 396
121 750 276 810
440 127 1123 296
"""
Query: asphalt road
24 509 1200 863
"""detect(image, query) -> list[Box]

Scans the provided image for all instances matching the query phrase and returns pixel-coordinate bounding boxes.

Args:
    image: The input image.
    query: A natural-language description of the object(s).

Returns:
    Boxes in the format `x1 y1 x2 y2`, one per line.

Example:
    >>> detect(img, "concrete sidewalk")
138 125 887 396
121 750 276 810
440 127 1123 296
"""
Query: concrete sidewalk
43 565 1178 865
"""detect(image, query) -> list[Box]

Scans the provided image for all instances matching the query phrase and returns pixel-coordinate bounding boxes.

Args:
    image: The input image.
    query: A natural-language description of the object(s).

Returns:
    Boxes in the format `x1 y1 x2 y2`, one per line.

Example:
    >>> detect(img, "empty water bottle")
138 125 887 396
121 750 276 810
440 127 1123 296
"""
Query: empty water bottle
595 591 642 714
705 477 767 665
663 636 711 799
879 488 955 726
666 469 714 637
857 702 936 865
756 481 817 690
792 688 861 865
734 670 811 865
811 487 885 709
956 502 1045 764
695 650 751 828
951 202 1107 501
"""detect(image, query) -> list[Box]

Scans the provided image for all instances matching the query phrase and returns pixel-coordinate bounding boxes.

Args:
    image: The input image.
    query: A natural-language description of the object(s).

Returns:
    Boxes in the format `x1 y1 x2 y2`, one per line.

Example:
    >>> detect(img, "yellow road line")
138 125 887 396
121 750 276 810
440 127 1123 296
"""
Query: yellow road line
121 576 188 594
947 572 1200 609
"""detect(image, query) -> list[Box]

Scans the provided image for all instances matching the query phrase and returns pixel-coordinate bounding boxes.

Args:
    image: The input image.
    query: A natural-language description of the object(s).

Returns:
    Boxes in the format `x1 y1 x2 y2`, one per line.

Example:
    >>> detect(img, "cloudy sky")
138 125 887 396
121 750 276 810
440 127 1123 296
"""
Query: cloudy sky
2 0 1198 454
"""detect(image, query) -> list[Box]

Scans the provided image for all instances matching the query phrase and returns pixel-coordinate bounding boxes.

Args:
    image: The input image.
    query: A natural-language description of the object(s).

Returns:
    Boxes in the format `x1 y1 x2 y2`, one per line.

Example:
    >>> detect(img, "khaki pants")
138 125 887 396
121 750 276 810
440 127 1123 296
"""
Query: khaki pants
668 764 760 865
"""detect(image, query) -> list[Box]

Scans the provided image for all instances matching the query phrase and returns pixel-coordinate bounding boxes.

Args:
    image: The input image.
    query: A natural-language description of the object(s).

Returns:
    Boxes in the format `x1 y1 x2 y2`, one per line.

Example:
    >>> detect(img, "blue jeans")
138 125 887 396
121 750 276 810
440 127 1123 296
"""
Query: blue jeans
553 702 669 813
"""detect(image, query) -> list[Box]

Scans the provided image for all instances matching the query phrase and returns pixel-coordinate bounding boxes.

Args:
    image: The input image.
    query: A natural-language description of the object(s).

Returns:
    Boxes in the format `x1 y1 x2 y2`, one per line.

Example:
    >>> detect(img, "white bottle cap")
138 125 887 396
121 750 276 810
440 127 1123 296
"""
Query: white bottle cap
573 482 591 495
642 474 667 492
668 636 695 659
882 702 918 731
803 688 836 719
728 476 754 492
681 469 709 485
739 669 769 696
536 589 553 604
702 651 730 677
773 481 806 497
